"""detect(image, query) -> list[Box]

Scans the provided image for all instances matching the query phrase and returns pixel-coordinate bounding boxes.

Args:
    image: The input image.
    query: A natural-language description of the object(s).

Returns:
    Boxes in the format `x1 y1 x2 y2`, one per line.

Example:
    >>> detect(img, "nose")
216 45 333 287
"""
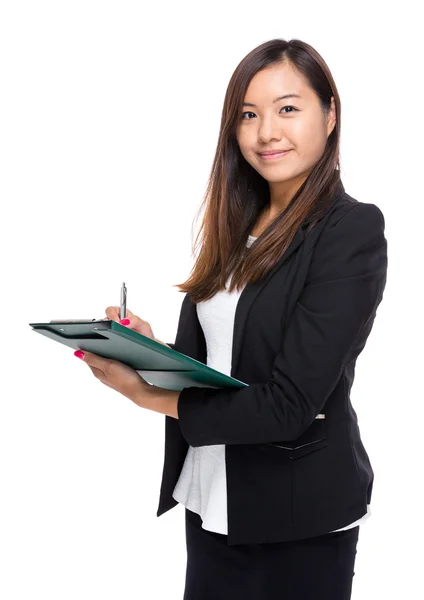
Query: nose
257 114 283 144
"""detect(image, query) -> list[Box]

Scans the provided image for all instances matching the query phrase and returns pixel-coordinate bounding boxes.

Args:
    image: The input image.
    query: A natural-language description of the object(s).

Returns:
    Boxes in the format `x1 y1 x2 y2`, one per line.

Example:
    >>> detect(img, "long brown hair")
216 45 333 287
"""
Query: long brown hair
174 38 342 303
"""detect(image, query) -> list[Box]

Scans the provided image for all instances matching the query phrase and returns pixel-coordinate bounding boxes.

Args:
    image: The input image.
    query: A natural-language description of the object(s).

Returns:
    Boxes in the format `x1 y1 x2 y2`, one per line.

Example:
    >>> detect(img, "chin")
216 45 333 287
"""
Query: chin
259 169 294 183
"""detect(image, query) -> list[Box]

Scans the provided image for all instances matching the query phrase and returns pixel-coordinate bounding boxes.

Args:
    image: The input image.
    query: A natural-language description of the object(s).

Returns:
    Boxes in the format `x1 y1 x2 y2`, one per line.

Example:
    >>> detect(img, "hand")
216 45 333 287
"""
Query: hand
103 306 156 340
103 306 171 348
74 349 153 408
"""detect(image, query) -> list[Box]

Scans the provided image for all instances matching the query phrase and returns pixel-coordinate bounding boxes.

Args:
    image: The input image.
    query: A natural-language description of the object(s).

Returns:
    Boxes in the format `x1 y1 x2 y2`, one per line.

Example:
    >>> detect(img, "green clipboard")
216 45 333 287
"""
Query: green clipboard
29 320 248 391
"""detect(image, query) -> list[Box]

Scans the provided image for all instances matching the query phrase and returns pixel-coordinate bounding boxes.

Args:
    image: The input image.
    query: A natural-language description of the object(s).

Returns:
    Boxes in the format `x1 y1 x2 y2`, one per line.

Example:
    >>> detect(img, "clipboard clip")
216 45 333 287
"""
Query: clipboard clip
49 319 99 323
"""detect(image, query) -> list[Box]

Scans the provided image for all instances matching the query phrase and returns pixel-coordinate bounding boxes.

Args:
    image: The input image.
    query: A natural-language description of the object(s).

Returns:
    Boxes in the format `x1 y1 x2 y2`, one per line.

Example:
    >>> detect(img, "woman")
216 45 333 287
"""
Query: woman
77 38 388 599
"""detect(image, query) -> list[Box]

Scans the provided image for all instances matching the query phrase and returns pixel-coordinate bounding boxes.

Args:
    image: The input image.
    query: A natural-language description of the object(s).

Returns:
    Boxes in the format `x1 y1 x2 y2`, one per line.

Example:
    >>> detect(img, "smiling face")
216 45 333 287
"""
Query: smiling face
236 60 336 207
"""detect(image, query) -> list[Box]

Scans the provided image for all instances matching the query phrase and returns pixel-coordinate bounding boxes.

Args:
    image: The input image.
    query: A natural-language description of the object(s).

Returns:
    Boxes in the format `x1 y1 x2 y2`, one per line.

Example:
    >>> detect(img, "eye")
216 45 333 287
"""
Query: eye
280 105 297 114
241 106 298 120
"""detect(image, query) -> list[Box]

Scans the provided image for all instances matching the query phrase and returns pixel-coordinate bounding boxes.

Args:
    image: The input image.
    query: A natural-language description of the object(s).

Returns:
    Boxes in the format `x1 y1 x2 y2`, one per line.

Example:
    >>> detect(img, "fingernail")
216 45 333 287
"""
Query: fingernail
74 350 85 360
120 318 130 326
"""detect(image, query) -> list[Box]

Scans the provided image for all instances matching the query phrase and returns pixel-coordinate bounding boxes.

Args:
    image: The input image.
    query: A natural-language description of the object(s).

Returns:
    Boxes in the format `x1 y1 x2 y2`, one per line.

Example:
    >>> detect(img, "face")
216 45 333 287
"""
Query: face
236 61 336 206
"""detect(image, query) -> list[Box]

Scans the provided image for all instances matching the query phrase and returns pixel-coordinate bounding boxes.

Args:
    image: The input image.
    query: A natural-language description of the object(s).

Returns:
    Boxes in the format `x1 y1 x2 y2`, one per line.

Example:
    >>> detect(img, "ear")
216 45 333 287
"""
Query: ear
327 96 336 138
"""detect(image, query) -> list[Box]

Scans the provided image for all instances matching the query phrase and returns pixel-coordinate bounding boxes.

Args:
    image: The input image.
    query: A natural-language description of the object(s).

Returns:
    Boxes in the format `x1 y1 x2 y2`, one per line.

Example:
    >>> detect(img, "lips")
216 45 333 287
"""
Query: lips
257 150 292 161
259 149 291 156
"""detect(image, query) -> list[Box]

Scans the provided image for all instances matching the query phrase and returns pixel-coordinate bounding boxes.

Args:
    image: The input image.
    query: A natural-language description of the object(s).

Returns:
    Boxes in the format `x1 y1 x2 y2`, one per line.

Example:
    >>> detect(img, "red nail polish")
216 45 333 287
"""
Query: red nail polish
120 318 130 326
74 350 85 359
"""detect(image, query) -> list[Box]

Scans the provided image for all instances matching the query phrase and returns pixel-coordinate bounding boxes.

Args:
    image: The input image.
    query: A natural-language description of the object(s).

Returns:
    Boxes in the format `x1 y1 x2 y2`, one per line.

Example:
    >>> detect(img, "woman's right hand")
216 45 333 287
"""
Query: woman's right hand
103 306 156 341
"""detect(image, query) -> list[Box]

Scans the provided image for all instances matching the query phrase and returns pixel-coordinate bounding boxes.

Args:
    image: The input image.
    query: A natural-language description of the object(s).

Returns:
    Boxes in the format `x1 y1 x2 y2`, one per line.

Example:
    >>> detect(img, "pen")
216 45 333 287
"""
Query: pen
120 282 127 320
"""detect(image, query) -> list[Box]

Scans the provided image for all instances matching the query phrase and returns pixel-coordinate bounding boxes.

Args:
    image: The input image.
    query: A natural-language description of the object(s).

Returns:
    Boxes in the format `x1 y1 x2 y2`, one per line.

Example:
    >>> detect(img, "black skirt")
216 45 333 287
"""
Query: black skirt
183 508 359 600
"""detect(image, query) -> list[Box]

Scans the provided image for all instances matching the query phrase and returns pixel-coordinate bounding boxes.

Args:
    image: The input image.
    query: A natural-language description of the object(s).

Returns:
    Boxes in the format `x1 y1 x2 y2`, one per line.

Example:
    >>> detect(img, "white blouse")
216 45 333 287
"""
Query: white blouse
172 235 371 534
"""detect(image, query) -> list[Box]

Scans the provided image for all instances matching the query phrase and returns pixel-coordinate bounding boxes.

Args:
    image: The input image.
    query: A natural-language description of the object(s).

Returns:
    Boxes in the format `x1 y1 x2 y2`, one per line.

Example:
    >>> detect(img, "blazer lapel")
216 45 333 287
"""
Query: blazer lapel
230 225 306 377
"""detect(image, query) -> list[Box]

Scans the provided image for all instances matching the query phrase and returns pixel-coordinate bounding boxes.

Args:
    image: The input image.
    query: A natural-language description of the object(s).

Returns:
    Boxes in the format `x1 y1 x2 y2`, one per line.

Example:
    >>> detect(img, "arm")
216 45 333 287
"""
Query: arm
173 203 388 447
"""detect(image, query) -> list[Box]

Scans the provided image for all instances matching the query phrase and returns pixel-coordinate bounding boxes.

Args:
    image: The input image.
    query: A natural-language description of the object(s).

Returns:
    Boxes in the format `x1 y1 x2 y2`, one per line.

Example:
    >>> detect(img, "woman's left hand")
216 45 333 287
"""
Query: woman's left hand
74 349 152 408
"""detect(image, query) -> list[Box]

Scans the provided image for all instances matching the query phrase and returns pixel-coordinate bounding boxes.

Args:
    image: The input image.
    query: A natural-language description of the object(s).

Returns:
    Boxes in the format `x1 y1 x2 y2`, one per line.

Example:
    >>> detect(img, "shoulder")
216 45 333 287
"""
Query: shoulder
324 191 386 234
307 191 388 279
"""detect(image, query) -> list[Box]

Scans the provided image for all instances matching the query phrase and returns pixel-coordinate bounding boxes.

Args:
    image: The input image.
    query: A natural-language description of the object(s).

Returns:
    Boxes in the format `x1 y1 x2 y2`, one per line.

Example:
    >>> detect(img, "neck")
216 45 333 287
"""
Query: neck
268 172 310 214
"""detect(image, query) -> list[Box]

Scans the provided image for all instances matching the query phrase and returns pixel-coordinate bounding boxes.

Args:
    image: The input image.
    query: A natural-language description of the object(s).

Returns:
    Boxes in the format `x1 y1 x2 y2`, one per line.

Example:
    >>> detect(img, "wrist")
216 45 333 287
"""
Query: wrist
138 384 180 419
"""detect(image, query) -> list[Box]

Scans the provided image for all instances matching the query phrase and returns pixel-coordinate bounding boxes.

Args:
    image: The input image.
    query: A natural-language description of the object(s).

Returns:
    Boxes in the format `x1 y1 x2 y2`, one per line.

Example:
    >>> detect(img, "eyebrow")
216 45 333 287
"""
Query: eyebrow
242 93 302 107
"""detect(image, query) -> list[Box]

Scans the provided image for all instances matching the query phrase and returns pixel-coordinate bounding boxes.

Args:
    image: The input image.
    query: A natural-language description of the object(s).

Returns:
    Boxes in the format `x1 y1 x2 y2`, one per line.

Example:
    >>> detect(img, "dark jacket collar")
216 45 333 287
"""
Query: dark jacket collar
302 178 345 227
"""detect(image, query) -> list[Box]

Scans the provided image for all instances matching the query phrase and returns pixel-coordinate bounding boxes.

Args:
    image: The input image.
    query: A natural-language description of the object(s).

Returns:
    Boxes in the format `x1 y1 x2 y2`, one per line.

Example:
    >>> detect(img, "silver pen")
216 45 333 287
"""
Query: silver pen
120 282 127 320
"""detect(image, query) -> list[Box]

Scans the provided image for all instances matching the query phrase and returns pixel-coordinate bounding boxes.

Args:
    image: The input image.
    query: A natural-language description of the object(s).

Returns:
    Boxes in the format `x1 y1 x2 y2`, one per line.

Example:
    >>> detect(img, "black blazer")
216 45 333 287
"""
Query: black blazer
157 180 388 546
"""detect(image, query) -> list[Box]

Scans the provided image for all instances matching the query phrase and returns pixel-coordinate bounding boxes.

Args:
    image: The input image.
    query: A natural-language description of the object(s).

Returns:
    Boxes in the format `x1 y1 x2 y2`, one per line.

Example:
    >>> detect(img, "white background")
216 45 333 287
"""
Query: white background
1 1 422 598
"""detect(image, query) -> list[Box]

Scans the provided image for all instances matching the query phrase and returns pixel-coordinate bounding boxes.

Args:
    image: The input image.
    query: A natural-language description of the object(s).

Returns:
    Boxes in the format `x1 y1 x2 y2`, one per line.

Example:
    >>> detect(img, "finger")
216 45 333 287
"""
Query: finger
119 313 150 334
105 306 119 321
105 306 135 322
87 364 107 380
105 306 135 318
77 350 111 374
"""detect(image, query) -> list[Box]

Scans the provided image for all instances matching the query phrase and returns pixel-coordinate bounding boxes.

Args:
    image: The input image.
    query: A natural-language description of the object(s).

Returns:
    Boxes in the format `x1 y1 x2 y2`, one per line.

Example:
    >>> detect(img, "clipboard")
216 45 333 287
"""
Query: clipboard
29 320 248 391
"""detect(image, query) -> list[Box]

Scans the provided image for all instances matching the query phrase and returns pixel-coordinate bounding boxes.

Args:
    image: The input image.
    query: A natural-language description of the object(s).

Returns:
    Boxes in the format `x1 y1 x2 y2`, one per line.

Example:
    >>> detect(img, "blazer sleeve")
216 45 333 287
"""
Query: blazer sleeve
177 202 388 447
